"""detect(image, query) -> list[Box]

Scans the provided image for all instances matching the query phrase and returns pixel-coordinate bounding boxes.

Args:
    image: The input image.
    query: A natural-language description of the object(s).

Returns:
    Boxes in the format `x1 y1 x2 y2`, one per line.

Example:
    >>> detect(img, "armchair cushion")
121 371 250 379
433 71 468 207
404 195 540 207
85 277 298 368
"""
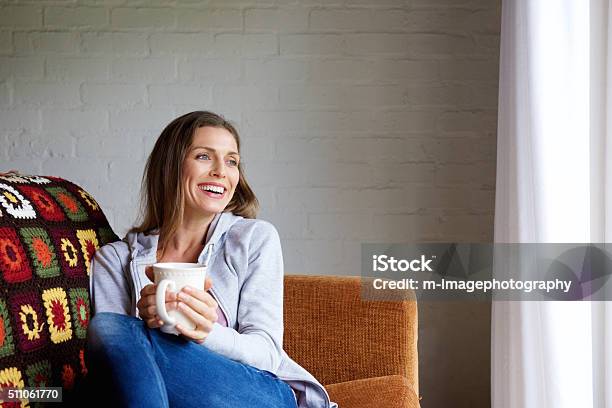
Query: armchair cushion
326 375 421 408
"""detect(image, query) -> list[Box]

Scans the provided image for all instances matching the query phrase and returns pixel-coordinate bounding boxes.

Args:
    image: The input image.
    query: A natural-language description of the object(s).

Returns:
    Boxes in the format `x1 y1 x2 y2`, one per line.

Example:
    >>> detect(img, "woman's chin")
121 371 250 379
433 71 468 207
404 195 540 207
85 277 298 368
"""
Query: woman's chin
199 202 227 215
183 203 224 218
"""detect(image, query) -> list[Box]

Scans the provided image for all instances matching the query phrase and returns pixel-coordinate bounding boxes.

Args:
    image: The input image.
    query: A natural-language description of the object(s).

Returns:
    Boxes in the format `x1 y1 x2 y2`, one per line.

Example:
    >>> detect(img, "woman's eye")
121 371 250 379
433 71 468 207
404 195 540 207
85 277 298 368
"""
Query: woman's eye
226 159 238 167
196 153 210 160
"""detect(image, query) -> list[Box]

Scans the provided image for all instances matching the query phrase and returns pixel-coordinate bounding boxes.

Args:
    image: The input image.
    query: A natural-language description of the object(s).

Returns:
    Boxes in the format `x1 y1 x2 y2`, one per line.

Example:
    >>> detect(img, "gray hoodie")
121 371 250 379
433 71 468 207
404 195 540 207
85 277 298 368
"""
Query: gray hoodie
89 212 337 408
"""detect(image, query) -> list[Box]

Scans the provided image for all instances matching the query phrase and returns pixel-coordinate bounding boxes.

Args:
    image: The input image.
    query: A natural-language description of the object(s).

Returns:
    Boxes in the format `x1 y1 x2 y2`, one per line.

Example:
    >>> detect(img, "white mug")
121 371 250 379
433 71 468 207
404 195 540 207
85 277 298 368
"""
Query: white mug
154 262 207 335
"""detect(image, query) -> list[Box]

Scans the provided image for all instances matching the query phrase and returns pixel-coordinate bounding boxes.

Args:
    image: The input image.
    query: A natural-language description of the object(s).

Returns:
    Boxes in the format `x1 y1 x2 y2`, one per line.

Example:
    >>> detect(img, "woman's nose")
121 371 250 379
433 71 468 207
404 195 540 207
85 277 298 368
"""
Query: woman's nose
210 161 226 178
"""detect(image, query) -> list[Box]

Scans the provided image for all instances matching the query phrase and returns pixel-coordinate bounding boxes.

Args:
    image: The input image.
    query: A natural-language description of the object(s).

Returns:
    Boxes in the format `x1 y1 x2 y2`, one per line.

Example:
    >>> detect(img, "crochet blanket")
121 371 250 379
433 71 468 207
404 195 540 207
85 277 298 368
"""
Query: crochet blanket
0 173 118 404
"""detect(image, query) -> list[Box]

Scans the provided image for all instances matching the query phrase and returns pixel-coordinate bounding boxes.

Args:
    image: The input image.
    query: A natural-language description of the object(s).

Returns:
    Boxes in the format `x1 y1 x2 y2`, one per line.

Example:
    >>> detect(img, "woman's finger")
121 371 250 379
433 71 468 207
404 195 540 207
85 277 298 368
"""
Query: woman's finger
204 276 213 291
145 304 157 317
140 283 157 297
181 286 217 309
177 291 217 321
178 302 216 331
136 296 145 310
164 290 178 303
139 297 179 318
177 304 210 330
145 316 163 329
175 323 205 343
139 290 178 309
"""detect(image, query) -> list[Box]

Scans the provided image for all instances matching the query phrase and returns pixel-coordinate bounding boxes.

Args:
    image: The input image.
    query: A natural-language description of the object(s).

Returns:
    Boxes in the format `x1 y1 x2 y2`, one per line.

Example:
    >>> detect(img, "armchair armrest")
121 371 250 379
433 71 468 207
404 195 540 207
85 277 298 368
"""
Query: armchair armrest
283 275 418 396
326 375 421 408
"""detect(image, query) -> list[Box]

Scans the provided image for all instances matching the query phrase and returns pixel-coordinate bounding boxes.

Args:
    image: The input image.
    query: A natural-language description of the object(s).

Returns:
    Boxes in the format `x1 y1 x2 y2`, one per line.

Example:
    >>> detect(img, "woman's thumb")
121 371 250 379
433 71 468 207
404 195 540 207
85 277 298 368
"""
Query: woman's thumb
145 266 154 282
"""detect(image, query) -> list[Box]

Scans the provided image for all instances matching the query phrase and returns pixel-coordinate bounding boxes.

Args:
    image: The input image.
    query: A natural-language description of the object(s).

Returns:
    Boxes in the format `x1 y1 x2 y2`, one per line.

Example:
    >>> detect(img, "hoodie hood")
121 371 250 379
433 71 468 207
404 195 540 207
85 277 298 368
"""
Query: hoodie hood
123 212 244 263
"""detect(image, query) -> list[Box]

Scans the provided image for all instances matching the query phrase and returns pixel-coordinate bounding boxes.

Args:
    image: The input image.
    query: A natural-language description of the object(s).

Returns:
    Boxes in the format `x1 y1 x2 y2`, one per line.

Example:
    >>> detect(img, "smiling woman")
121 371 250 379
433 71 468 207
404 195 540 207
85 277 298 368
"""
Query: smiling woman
85 111 336 408
131 112 258 257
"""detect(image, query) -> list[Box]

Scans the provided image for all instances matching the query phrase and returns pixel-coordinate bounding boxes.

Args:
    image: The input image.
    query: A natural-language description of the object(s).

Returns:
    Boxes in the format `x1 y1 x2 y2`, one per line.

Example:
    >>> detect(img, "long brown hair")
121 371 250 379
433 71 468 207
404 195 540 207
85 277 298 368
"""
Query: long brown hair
131 111 259 243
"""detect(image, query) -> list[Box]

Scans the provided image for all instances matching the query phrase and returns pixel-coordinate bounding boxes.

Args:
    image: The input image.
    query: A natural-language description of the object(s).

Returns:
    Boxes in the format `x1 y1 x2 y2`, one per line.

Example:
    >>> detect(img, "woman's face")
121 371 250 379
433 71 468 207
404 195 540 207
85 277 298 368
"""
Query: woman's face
182 126 240 219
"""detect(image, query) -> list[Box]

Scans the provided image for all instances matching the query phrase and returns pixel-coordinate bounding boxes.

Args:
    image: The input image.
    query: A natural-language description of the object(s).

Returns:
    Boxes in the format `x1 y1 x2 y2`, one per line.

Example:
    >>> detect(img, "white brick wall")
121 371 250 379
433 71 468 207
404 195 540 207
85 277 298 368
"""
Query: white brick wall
1 2 500 406
2 0 501 278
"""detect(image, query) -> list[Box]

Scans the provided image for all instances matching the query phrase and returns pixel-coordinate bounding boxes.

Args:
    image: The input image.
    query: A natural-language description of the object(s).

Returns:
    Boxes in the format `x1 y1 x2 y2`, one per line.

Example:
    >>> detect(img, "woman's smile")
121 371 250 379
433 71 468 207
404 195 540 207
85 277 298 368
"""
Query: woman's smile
198 182 227 199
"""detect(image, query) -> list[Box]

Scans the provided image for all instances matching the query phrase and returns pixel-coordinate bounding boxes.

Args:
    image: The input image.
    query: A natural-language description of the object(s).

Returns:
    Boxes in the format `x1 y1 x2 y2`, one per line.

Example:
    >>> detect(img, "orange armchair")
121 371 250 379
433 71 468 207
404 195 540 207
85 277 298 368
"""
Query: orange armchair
283 275 421 408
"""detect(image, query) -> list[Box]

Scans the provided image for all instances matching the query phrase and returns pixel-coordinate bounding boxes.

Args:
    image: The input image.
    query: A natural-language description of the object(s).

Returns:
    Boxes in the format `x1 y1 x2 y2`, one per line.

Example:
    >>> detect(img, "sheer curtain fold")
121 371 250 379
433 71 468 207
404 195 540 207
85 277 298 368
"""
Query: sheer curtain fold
493 1 612 407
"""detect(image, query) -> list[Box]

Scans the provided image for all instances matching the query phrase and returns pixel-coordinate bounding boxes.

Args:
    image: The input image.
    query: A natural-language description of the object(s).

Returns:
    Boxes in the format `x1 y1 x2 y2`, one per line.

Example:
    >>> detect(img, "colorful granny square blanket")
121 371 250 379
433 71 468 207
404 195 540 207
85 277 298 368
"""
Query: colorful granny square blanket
0 173 118 403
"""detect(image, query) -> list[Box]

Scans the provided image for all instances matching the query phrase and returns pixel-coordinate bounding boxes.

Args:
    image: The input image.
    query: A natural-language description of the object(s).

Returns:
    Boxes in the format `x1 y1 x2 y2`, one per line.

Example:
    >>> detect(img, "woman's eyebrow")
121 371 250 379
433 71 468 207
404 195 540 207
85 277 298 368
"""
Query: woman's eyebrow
192 146 240 156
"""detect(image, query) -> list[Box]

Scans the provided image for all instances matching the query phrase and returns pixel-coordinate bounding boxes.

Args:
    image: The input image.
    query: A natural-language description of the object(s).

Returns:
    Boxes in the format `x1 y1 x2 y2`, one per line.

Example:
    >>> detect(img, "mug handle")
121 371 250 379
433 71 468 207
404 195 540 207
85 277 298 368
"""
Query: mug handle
156 279 176 326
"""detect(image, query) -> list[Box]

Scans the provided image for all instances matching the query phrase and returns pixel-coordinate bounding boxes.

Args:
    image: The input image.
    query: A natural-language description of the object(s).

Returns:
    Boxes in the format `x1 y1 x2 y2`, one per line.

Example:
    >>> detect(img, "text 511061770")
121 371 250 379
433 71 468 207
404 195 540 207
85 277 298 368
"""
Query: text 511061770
0 387 62 403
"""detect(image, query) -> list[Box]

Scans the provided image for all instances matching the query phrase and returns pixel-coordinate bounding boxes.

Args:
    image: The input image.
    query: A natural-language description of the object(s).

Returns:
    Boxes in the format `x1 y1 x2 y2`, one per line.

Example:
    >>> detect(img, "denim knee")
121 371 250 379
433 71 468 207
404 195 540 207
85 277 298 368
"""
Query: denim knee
87 312 141 354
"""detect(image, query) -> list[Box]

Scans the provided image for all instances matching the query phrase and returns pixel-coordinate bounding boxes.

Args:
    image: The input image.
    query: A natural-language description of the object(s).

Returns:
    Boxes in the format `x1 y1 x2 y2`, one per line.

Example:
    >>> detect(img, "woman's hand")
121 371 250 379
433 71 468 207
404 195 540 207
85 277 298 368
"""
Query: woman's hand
174 278 217 344
137 266 178 329
139 266 217 343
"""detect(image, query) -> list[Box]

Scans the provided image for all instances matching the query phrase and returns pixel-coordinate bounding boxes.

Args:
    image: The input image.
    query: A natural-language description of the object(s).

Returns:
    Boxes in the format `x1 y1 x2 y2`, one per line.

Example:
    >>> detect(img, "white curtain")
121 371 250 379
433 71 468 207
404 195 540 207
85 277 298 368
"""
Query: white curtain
493 1 612 407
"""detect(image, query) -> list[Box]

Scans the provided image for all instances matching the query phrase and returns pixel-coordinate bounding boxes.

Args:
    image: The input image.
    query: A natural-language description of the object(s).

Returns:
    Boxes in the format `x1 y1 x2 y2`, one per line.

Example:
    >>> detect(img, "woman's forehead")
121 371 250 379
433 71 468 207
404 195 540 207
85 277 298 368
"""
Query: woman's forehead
191 126 238 152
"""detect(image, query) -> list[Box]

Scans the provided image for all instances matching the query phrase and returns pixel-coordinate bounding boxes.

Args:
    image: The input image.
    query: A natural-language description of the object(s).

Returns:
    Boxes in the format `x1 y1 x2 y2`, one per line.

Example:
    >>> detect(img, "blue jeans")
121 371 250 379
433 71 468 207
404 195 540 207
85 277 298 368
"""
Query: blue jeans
84 312 298 408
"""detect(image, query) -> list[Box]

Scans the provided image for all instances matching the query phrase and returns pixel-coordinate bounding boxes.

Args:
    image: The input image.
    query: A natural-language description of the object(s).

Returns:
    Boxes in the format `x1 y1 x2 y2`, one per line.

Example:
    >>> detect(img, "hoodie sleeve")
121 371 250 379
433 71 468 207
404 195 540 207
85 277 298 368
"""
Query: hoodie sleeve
202 221 285 373
90 242 133 316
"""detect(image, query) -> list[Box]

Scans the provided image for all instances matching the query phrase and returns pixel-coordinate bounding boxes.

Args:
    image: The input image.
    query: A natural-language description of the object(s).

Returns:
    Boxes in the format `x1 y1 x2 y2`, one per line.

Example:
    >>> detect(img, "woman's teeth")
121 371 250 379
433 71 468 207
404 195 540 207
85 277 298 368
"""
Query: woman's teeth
199 185 224 195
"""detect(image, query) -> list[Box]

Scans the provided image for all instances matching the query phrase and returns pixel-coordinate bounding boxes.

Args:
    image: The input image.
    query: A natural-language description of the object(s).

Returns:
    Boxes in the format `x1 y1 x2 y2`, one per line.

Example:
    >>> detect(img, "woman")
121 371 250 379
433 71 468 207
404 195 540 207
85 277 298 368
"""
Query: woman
87 111 336 408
